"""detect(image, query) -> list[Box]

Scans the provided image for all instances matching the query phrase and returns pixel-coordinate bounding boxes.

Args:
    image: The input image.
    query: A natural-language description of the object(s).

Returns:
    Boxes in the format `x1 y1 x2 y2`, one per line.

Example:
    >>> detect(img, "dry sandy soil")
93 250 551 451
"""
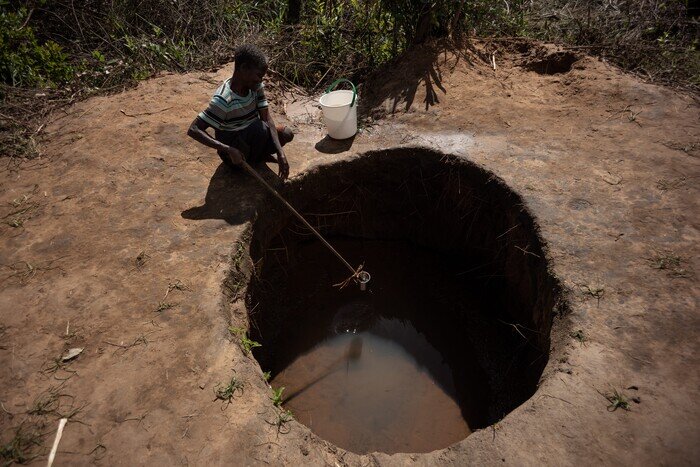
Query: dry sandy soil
1 40 698 465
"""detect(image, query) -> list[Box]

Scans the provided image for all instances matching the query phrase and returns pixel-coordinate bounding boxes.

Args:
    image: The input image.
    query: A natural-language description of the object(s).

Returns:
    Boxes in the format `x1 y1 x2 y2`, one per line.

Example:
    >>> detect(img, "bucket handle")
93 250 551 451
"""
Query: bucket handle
324 78 356 107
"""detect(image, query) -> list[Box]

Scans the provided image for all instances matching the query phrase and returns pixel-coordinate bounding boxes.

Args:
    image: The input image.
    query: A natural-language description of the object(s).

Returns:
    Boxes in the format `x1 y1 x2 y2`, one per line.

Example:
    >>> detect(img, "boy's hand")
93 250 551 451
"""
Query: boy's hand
223 146 244 166
277 151 289 180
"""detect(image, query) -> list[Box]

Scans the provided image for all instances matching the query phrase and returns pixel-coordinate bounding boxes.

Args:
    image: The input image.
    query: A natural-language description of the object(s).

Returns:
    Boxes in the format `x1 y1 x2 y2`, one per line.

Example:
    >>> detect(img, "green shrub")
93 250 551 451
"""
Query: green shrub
1 0 697 162
0 7 73 86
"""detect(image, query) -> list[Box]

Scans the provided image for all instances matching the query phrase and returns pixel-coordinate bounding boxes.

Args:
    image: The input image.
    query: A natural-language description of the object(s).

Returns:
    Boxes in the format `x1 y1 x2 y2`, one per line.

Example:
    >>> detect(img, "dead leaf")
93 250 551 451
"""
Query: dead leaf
62 347 84 362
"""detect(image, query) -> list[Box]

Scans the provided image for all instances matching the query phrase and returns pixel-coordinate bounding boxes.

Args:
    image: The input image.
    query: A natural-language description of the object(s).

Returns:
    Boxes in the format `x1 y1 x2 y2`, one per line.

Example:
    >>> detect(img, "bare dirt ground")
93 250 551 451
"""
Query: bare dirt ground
1 40 698 465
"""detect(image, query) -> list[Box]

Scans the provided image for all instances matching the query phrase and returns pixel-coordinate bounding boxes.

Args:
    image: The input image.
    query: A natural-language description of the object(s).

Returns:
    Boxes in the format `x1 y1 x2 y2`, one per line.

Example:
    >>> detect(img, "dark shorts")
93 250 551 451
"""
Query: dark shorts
215 119 277 168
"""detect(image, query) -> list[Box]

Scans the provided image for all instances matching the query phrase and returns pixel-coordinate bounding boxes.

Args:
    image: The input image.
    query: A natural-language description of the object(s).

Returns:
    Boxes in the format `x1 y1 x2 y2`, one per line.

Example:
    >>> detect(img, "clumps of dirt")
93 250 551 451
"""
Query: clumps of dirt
524 50 580 75
462 39 581 75
241 147 567 449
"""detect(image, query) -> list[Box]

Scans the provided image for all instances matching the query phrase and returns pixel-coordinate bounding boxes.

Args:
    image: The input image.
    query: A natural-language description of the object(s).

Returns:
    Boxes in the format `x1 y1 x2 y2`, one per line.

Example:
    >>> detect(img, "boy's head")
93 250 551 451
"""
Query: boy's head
233 44 268 90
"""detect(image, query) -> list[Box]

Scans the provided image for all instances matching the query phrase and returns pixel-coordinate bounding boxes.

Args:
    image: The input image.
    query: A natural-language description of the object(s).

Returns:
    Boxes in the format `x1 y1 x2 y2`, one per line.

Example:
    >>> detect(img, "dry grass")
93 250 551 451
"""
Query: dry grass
265 408 293 437
0 422 44 465
579 283 605 305
2 258 65 285
1 382 86 465
646 251 691 278
526 0 699 93
656 177 687 191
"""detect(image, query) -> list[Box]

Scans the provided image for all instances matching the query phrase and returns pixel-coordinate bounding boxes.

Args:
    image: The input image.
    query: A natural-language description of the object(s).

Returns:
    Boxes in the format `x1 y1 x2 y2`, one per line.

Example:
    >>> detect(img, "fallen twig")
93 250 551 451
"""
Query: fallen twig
119 107 172 117
539 393 573 405
515 245 541 258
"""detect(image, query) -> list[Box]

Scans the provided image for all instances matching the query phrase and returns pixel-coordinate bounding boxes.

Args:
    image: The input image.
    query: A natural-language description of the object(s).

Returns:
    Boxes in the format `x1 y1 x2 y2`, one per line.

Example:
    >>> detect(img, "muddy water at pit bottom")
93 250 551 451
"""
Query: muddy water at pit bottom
272 318 473 454
263 239 497 454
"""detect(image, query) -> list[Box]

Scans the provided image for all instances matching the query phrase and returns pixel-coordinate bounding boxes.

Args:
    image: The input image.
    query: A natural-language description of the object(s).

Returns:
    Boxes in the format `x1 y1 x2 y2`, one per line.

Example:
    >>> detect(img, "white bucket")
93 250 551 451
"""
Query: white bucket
319 79 358 140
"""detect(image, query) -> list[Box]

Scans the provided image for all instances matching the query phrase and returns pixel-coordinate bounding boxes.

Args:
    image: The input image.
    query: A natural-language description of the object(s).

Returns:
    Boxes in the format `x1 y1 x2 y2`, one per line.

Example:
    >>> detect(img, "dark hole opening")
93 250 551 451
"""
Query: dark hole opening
243 148 561 454
525 51 578 74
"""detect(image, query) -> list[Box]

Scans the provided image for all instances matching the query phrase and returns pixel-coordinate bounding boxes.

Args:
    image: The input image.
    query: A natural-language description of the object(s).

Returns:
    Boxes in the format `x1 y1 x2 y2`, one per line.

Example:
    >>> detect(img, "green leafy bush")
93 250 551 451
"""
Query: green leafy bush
1 0 697 162
0 7 73 86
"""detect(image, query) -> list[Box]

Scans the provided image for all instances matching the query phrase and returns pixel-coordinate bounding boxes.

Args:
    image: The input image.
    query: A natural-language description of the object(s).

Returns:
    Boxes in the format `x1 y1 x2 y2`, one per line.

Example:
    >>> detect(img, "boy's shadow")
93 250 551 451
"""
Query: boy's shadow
181 163 278 225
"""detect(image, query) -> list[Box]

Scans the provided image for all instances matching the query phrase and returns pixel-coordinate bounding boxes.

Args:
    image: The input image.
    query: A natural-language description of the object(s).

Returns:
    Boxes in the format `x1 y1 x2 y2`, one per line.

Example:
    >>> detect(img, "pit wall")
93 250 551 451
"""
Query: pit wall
245 147 565 412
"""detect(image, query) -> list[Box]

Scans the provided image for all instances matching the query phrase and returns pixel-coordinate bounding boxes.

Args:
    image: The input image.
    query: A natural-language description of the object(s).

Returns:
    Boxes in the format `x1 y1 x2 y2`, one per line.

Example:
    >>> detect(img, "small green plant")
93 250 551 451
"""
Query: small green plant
28 392 60 416
0 423 42 465
280 409 293 423
167 280 187 292
646 251 689 277
27 385 85 422
580 284 605 305
270 386 285 407
91 50 106 62
266 409 293 437
570 329 587 345
41 356 77 381
648 253 681 270
231 240 246 269
3 191 39 228
162 280 188 301
262 371 271 382
228 327 262 354
626 107 642 124
225 239 250 301
155 302 175 313
11 195 29 207
7 217 23 228
241 335 262 353
214 375 244 408
120 32 192 79
603 388 630 412
130 67 151 81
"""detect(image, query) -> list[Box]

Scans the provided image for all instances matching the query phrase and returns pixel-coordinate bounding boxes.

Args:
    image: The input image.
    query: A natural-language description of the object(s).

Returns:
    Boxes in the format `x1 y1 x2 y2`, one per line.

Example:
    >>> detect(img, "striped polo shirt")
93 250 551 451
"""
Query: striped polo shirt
198 78 269 132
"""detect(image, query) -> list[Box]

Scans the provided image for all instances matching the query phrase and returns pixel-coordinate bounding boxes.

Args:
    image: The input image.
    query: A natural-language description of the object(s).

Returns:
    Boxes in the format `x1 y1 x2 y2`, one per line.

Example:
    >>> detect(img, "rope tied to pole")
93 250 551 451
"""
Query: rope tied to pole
333 264 365 290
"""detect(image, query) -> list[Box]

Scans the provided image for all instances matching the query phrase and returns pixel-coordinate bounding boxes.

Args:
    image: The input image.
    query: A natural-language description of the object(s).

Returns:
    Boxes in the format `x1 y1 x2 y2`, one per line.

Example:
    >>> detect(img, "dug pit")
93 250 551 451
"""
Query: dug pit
243 147 563 455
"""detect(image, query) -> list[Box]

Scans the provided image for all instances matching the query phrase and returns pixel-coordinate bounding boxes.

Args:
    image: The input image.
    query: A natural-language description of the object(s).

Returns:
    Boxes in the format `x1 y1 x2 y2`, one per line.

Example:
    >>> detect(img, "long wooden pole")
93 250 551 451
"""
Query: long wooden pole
240 161 358 276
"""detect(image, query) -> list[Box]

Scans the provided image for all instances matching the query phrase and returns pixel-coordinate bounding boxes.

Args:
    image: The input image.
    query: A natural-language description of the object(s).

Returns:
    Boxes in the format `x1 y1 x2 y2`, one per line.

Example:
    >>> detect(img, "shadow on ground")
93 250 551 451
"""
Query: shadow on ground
360 40 473 117
181 163 280 225
315 134 356 154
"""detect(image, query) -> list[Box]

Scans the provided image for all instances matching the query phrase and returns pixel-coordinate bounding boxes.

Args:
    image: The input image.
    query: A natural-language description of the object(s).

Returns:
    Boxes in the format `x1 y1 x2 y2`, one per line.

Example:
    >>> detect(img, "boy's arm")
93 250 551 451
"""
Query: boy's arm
258 108 289 180
187 117 243 165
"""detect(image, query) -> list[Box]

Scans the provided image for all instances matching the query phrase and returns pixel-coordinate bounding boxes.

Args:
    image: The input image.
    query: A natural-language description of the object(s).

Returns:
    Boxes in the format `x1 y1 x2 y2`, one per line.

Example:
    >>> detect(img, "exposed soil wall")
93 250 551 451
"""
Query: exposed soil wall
245 147 566 432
